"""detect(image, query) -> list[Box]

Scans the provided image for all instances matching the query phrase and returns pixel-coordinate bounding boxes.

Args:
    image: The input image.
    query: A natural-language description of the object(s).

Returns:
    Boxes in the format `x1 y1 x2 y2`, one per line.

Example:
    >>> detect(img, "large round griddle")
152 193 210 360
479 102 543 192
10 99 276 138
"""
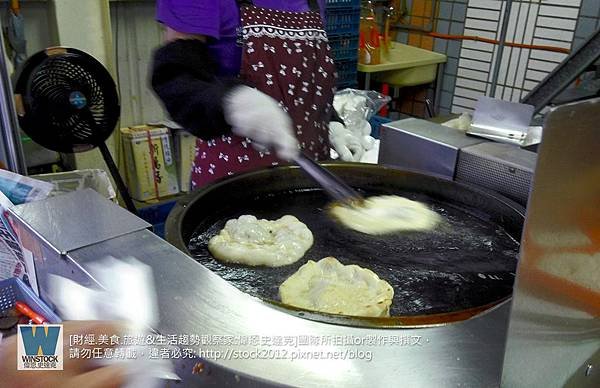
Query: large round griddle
166 163 524 327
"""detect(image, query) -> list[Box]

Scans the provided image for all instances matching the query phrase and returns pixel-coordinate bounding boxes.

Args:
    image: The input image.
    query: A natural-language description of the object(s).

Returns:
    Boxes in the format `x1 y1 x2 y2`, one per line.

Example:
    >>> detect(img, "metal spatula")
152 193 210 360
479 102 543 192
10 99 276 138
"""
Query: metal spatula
292 153 363 204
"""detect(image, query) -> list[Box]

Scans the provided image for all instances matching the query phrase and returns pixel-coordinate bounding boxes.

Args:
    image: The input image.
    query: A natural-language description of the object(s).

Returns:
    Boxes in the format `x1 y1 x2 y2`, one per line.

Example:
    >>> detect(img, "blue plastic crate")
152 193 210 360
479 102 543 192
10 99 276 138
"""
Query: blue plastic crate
369 115 393 139
337 81 359 90
137 200 177 239
335 59 358 88
328 35 359 62
0 277 61 323
325 0 361 9
325 7 361 36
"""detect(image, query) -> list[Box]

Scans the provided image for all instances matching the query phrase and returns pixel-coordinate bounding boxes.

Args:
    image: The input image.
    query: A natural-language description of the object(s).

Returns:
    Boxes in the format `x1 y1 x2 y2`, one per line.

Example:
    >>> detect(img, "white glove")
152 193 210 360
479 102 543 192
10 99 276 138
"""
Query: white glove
358 120 372 136
361 135 376 151
223 85 299 160
329 121 364 162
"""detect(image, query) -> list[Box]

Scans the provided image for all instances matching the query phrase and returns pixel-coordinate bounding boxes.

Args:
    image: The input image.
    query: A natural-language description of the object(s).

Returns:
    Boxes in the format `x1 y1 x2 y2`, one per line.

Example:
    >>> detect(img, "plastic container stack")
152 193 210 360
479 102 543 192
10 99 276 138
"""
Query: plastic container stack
368 115 392 139
0 277 62 324
325 0 361 89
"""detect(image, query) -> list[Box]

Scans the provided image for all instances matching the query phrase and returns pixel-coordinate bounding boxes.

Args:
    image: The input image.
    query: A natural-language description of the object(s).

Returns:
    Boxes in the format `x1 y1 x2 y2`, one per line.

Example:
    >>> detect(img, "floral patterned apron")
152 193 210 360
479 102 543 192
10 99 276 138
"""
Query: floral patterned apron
190 1 337 189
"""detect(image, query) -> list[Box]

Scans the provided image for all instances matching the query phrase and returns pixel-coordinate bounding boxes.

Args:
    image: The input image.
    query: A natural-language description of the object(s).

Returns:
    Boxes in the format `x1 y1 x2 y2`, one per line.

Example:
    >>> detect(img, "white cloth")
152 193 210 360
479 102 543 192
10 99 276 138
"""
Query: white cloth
329 139 380 164
329 91 380 162
328 121 364 162
224 85 299 160
441 112 472 132
328 120 376 162
48 256 179 388
360 139 380 164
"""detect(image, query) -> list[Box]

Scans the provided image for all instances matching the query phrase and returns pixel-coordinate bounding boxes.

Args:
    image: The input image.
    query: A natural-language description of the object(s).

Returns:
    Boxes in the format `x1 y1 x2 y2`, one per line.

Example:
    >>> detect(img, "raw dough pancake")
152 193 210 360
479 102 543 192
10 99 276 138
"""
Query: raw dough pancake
208 215 313 267
330 195 440 235
279 257 394 317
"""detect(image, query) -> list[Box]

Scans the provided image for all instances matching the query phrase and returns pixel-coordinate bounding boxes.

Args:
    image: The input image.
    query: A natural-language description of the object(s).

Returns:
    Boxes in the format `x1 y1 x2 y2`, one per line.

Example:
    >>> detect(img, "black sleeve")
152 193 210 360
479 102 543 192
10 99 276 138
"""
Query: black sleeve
151 39 246 139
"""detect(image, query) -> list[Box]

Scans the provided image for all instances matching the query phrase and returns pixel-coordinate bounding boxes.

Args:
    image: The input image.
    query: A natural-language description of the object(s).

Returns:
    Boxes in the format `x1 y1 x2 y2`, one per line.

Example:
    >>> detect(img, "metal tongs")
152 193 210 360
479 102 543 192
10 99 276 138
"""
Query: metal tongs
292 152 364 205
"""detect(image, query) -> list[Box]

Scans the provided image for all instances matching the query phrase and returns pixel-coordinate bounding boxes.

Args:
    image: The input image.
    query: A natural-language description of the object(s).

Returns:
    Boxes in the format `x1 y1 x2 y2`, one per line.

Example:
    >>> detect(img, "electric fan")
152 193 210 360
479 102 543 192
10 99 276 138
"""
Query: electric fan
14 47 137 214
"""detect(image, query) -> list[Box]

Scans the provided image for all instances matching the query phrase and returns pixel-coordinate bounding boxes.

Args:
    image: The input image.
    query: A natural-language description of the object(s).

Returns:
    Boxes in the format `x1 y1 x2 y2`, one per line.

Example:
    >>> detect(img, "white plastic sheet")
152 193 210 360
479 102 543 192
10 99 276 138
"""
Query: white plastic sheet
49 256 179 388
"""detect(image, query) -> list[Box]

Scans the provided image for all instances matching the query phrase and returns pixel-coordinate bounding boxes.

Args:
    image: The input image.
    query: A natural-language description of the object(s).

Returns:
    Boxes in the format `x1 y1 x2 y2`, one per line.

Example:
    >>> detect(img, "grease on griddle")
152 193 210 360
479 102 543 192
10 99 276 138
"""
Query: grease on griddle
188 189 520 318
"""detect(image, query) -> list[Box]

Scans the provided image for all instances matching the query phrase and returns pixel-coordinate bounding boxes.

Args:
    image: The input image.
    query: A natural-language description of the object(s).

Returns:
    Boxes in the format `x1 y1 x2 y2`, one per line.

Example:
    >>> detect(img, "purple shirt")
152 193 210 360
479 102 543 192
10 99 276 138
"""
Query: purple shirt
157 0 326 76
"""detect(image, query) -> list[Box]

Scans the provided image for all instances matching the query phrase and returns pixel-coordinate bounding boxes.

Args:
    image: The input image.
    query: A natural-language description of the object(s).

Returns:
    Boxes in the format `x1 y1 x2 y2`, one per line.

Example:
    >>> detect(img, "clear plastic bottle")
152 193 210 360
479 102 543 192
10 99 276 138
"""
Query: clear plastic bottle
358 31 370 64
367 26 381 65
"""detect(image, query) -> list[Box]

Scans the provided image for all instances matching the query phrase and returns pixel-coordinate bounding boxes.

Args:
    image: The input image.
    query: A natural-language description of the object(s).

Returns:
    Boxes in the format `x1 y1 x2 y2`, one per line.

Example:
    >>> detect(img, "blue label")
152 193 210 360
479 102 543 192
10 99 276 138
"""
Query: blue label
69 91 87 109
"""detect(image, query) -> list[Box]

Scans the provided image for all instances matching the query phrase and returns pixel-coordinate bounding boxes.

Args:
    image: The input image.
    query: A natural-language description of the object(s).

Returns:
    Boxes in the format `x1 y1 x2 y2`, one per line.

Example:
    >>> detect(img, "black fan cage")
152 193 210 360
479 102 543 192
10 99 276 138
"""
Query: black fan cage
15 48 120 153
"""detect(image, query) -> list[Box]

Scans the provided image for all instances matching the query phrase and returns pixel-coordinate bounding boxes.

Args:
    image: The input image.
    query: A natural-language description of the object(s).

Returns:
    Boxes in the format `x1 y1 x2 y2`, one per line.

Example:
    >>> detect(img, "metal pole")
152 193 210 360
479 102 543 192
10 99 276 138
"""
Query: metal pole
433 63 444 115
489 0 513 98
0 17 26 173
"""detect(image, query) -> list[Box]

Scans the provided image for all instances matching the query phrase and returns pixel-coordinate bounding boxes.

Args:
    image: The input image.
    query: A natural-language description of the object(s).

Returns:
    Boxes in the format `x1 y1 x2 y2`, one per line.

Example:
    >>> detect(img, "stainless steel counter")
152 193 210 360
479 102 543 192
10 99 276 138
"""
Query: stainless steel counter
6 186 513 387
67 229 511 387
501 99 600 387
14 99 598 386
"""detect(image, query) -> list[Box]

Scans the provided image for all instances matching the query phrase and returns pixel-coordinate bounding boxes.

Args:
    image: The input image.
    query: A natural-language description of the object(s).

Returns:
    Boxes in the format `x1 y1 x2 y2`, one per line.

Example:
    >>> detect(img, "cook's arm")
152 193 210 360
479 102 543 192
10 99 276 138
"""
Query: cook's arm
151 31 245 139
152 28 298 160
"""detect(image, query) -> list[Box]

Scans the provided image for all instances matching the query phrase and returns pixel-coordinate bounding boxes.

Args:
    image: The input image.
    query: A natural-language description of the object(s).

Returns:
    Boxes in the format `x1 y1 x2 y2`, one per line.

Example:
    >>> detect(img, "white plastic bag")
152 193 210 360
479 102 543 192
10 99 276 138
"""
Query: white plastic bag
333 89 391 129
329 89 390 162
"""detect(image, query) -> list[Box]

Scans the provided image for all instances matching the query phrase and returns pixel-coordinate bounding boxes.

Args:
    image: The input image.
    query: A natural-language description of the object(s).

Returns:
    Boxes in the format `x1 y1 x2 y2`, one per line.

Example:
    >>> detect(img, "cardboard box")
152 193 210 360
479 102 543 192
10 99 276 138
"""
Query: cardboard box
121 126 179 201
173 131 197 192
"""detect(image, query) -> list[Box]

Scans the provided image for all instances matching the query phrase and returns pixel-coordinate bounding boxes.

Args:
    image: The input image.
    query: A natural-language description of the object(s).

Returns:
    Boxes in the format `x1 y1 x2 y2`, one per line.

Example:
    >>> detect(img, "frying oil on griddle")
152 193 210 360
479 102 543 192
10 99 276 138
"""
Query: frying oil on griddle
188 189 520 317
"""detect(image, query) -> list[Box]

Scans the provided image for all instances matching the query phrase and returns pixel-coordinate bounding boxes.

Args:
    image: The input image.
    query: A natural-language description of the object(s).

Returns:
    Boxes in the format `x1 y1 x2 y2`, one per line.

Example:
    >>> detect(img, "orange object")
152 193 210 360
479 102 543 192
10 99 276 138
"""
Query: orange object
358 32 369 64
428 32 570 54
10 0 20 15
15 301 48 324
518 229 600 318
360 16 374 37
367 27 381 65
371 29 380 48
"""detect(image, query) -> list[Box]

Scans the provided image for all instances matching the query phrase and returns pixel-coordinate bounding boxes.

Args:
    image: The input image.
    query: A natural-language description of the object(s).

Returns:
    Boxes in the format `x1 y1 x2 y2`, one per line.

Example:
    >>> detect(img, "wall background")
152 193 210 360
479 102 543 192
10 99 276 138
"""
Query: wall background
4 0 600 125
387 0 598 116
